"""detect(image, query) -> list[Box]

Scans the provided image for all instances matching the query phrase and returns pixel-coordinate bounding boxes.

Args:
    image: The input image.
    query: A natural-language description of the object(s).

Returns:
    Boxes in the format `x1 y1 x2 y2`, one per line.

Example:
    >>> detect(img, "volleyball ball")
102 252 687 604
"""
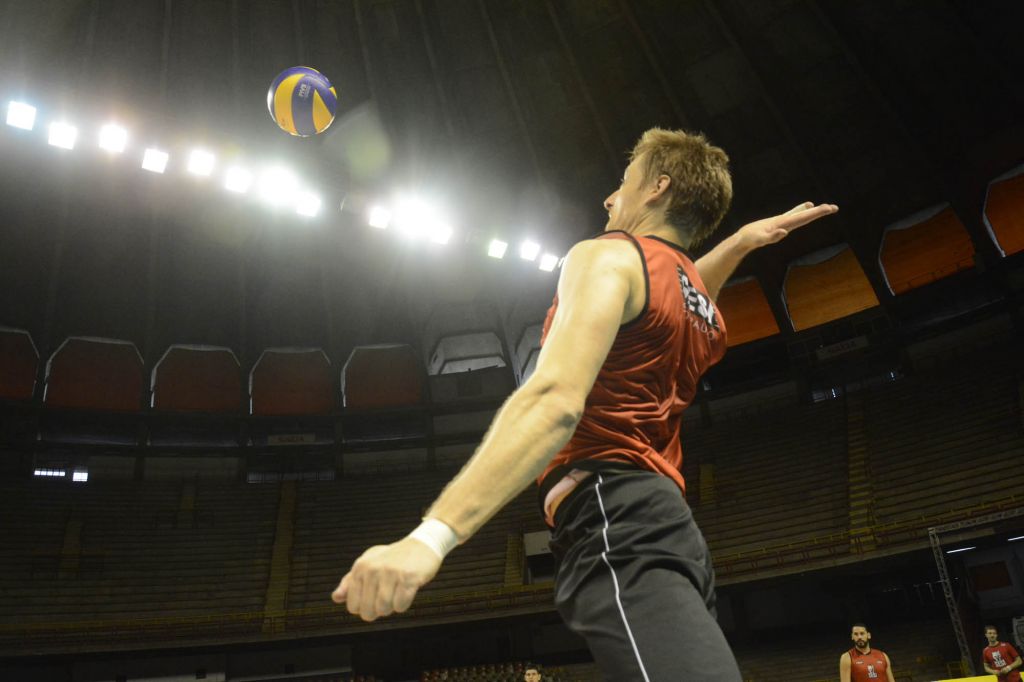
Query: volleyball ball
267 66 338 137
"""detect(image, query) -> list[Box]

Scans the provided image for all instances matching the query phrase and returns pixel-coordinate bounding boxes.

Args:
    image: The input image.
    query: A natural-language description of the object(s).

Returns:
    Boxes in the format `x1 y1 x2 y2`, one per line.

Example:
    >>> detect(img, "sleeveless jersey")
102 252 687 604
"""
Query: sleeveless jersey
848 647 889 681
537 231 727 498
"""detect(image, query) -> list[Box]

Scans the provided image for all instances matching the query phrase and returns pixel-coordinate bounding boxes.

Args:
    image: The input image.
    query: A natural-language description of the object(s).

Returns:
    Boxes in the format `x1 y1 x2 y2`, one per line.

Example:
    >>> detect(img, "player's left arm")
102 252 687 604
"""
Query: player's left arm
695 201 838 301
1009 651 1022 671
883 653 896 682
331 238 641 622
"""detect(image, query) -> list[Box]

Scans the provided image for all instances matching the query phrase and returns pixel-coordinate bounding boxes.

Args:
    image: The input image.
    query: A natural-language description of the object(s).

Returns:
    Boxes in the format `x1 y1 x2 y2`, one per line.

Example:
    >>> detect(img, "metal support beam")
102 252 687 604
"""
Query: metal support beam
414 0 456 140
291 0 306 64
477 0 545 188
353 0 380 107
616 0 693 130
158 0 173 104
928 506 1024 676
543 0 618 178
231 0 242 115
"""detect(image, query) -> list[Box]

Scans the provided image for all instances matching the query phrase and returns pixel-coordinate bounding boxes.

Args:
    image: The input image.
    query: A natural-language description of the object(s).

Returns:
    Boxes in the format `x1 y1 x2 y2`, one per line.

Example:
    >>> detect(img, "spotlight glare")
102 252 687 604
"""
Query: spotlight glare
488 239 508 259
539 253 559 272
72 470 89 483
187 149 215 176
258 167 299 206
430 223 452 245
141 148 169 173
296 191 322 217
6 101 36 130
1007 535 1024 542
393 197 451 243
98 123 128 153
48 122 77 150
368 205 391 229
520 240 540 261
224 166 253 193
945 546 975 554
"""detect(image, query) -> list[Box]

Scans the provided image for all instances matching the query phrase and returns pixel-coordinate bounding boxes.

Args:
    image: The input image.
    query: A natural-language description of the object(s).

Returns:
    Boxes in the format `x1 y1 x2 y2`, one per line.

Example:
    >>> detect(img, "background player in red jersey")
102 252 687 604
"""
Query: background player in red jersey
840 624 895 682
332 127 837 679
983 625 1022 681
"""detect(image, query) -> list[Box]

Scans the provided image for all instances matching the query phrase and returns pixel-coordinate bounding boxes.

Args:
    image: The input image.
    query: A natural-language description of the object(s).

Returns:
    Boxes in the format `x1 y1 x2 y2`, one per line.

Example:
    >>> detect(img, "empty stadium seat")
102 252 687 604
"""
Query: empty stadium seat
0 326 38 401
250 348 334 416
715 277 781 345
784 245 880 331
43 337 143 411
342 345 424 409
984 165 1024 257
879 204 975 294
150 345 241 412
423 302 508 376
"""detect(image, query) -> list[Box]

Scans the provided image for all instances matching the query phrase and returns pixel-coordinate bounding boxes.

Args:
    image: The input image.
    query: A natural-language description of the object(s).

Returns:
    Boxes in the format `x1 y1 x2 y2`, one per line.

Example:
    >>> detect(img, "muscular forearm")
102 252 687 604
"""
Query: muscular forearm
426 381 581 540
694 231 754 301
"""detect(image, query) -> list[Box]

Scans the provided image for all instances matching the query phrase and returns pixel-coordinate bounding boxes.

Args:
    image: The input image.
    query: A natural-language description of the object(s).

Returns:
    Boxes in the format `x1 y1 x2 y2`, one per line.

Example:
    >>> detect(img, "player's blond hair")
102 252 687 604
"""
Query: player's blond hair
629 128 732 246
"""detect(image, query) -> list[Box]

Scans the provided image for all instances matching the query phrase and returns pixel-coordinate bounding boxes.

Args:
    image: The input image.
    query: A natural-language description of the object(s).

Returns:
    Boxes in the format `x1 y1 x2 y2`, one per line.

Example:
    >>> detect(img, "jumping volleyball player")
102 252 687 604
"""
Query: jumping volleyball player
333 128 838 680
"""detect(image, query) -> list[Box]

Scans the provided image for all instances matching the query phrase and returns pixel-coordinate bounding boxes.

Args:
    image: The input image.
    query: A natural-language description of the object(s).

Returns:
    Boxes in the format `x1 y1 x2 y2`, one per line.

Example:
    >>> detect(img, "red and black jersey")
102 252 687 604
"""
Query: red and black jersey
537 231 727 497
983 641 1022 682
848 647 888 681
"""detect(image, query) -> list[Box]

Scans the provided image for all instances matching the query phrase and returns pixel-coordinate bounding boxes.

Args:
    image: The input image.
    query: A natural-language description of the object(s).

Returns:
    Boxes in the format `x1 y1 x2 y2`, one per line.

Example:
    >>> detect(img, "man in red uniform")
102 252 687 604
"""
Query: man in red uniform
983 624 1022 681
332 128 837 679
840 624 895 682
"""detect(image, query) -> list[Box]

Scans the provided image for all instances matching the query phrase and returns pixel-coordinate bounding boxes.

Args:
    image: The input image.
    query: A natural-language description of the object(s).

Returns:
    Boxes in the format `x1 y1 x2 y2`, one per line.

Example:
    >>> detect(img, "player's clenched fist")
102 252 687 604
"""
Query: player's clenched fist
332 536 443 622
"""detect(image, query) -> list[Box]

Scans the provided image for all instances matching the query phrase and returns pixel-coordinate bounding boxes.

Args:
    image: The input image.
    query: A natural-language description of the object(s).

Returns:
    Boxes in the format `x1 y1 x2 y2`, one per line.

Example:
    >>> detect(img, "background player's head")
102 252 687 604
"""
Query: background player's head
523 664 541 682
851 623 872 650
604 128 732 248
985 625 1000 645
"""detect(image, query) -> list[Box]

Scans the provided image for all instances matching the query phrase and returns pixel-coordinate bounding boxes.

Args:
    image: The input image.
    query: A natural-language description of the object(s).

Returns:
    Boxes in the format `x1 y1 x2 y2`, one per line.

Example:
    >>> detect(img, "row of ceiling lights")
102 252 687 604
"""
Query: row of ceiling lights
6 99 565 273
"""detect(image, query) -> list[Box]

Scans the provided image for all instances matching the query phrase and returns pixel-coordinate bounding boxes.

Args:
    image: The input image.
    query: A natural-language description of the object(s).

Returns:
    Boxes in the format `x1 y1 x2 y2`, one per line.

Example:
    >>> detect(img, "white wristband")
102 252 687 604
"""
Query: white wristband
408 518 459 559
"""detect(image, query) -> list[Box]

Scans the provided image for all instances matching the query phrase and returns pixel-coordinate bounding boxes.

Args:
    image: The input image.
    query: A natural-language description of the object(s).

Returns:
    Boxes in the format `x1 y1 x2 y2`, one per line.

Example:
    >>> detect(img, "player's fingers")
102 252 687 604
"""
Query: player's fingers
358 570 381 621
779 204 838 231
345 569 363 616
393 581 420 614
374 574 399 618
783 201 814 216
332 573 350 604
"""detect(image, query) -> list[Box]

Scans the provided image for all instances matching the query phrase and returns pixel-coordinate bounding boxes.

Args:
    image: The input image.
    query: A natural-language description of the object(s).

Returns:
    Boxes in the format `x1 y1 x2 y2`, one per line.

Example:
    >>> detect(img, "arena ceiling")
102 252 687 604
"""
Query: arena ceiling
0 0 1022 366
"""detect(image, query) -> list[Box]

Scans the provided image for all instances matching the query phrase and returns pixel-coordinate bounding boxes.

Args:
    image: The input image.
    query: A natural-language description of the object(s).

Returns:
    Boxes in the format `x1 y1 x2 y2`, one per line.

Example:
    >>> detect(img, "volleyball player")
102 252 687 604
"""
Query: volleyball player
840 624 895 682
333 127 837 680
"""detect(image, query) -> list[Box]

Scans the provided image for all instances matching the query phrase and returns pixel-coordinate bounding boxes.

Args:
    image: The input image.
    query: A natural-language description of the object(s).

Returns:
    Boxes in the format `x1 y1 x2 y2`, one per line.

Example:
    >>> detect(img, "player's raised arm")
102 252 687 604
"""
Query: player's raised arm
695 201 838 301
331 237 644 622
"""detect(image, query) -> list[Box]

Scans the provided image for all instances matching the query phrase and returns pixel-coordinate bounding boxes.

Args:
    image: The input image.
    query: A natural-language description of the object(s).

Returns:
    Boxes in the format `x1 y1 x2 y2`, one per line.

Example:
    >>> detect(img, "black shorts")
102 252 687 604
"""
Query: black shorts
549 468 742 681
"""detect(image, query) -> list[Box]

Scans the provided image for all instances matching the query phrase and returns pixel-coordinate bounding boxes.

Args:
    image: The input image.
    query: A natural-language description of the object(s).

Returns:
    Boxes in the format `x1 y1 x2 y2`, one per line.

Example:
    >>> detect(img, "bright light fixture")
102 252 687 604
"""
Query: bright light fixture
98 123 128 153
539 253 559 272
72 470 89 483
188 149 215 176
488 239 508 259
141 148 169 173
393 197 452 244
6 101 36 130
368 205 391 229
259 167 298 206
33 468 66 477
1008 535 1024 542
520 240 540 261
296 191 322 217
945 546 975 554
48 122 77 150
224 166 253 193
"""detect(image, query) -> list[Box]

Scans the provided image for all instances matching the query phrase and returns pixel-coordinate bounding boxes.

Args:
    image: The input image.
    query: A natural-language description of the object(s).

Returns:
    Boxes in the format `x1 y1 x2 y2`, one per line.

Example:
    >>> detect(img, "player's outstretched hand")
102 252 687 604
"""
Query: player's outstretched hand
736 201 838 251
332 536 442 622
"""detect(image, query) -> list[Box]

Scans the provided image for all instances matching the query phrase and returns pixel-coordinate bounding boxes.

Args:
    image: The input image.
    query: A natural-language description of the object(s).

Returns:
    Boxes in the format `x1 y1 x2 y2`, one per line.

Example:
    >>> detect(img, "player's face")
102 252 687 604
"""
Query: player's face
851 627 870 649
524 670 541 682
604 156 650 233
986 628 999 645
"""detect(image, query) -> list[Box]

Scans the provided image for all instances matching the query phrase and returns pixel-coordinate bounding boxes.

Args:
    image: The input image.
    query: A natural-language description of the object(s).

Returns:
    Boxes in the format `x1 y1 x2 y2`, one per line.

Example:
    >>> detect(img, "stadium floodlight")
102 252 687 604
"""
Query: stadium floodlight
488 239 508 259
539 253 559 272
520 240 540 261
224 166 253 193
296 191 322 217
33 468 66 477
6 101 36 130
258 166 298 206
98 123 128 153
188 149 215 176
48 122 77 150
141 148 169 173
430 222 452 245
368 205 391 229
945 546 975 554
72 470 89 483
